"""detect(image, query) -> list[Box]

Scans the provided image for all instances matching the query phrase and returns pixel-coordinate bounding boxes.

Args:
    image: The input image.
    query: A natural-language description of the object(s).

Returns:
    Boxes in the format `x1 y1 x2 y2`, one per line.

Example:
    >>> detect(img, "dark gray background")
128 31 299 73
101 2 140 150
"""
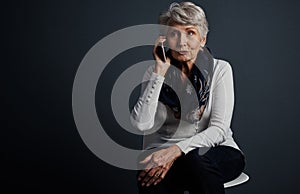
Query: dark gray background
2 0 300 193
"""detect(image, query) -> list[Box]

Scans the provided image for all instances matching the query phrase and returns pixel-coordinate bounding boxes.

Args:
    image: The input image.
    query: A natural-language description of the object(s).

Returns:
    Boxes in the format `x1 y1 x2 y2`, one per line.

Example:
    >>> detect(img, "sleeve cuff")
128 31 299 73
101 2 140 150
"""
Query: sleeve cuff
176 140 195 154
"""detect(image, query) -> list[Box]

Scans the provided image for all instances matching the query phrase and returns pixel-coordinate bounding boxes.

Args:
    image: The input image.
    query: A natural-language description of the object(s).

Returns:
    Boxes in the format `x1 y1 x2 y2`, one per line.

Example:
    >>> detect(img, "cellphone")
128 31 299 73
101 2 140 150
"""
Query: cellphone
155 42 167 62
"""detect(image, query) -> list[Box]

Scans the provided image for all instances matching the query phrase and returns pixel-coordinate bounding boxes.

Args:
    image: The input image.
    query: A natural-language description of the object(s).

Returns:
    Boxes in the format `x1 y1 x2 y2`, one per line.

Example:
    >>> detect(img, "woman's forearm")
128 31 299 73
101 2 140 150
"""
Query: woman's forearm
130 72 165 131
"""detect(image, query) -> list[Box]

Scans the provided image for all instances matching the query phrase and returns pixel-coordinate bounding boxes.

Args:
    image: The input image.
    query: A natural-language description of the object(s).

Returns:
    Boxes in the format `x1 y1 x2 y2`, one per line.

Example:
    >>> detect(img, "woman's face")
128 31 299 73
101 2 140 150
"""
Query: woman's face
167 23 206 65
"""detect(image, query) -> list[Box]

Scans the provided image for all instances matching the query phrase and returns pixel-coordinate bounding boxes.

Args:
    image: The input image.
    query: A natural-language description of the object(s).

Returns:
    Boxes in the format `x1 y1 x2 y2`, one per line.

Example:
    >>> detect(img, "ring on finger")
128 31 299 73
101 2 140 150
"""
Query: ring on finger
154 172 161 177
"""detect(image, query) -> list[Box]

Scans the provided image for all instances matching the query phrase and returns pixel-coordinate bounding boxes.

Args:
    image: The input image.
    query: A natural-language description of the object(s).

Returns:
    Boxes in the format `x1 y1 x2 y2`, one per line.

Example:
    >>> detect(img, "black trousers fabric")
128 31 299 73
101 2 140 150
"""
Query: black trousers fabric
137 146 245 194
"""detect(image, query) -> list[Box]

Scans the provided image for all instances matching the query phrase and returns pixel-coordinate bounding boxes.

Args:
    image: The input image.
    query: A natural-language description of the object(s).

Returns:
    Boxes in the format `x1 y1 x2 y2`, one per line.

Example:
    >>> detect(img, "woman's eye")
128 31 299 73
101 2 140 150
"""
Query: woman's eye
171 32 176 37
169 31 179 38
188 31 195 36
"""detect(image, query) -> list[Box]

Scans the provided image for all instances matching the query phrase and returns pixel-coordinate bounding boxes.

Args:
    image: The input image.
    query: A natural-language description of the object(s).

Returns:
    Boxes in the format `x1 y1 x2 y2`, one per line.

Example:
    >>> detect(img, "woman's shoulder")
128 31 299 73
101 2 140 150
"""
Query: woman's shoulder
213 58 233 74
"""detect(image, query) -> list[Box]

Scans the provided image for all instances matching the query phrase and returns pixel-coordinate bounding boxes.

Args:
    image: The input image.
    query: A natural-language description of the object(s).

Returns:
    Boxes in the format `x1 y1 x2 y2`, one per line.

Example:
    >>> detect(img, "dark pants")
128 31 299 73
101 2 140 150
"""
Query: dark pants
137 146 245 194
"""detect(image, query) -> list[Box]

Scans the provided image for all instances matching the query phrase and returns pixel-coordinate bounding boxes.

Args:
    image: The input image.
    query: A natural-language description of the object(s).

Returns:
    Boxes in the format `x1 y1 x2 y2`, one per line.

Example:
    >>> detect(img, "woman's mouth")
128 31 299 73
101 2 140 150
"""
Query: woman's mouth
178 51 189 55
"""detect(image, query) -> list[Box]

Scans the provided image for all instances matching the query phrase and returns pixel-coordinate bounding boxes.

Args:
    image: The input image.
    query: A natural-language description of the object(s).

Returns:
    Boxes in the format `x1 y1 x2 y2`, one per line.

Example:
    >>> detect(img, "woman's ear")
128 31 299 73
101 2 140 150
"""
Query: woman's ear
200 36 207 47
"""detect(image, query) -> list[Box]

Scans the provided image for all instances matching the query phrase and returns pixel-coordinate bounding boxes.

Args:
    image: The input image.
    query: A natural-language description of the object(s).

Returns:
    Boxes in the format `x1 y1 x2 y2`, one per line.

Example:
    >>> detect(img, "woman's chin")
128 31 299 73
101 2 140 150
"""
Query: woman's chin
175 56 192 62
171 51 194 63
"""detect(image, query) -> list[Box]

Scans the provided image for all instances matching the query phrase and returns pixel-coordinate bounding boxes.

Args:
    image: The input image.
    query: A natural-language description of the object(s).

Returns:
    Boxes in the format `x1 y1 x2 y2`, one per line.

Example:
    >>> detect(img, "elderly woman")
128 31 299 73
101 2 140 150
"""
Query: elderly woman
131 2 245 194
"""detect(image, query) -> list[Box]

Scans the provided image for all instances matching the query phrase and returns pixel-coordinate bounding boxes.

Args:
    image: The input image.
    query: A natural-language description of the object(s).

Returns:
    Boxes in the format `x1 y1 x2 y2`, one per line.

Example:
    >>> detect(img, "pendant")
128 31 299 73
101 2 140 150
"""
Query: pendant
186 84 193 95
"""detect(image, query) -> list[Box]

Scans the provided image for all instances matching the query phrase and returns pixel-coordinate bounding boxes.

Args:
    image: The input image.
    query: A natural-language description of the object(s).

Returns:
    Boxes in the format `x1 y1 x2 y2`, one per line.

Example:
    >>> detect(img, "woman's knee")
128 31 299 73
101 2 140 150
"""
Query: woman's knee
183 148 216 176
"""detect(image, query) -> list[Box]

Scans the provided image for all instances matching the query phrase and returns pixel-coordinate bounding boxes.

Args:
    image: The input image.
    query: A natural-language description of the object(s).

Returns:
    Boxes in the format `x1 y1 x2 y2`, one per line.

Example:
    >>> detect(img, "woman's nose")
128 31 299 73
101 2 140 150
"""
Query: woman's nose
178 32 188 47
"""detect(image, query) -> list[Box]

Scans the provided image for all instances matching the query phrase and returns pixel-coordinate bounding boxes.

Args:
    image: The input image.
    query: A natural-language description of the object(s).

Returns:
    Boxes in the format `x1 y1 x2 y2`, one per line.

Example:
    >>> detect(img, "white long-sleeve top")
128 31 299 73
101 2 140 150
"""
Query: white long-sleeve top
130 59 240 154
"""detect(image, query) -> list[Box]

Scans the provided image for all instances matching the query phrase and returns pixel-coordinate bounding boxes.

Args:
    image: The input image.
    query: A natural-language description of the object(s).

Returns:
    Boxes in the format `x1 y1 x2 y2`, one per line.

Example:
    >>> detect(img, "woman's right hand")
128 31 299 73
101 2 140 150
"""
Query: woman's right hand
153 36 171 76
138 145 182 187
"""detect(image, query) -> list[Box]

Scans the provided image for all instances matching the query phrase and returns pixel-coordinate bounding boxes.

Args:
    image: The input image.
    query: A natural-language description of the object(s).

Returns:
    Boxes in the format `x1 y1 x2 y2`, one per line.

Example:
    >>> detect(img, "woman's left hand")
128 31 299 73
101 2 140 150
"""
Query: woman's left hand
138 145 183 187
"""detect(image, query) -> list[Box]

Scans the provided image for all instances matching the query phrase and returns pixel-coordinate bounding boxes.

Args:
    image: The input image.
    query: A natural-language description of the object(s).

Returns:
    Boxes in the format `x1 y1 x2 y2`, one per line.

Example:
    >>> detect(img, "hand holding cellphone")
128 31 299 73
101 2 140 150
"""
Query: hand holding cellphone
153 37 171 76
155 41 167 63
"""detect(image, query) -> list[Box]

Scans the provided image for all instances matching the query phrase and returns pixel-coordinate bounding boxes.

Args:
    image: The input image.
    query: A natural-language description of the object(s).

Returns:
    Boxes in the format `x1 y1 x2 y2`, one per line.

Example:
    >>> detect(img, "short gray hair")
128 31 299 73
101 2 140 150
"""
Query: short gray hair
159 2 209 37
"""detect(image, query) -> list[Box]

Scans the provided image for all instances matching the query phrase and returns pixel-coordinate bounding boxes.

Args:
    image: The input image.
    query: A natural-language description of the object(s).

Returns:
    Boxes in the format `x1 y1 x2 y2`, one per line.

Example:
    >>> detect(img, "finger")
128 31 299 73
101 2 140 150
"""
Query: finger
153 36 165 51
138 161 155 181
160 161 174 179
153 36 166 60
153 176 163 185
153 170 163 185
145 169 162 187
146 175 160 187
141 168 156 185
155 36 166 46
138 157 158 181
138 170 147 181
165 55 171 64
160 168 169 180
141 168 160 186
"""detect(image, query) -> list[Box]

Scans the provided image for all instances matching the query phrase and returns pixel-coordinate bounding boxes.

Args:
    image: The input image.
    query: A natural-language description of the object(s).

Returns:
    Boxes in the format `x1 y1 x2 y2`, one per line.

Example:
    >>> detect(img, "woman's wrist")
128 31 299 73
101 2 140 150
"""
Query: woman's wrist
170 145 183 158
153 65 168 76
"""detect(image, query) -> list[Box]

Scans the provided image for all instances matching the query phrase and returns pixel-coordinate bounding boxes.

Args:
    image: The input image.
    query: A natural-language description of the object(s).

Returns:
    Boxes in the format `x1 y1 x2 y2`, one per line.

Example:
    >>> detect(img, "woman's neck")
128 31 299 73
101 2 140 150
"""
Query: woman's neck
181 60 195 75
